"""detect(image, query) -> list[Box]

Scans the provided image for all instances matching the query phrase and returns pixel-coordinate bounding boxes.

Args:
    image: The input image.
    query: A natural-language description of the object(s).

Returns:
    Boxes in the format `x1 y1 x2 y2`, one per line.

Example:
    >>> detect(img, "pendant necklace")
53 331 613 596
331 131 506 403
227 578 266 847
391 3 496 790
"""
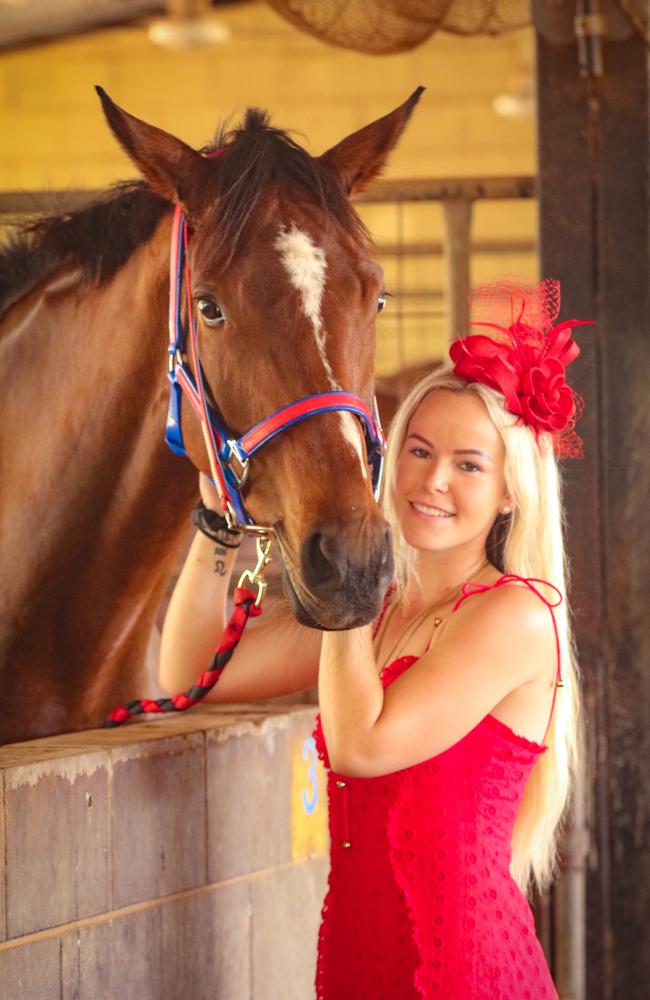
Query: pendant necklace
376 559 490 672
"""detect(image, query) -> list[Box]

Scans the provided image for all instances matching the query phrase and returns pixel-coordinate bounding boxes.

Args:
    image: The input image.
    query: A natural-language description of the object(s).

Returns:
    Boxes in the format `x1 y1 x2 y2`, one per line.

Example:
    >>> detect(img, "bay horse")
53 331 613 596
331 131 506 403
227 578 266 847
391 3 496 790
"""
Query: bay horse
0 87 422 744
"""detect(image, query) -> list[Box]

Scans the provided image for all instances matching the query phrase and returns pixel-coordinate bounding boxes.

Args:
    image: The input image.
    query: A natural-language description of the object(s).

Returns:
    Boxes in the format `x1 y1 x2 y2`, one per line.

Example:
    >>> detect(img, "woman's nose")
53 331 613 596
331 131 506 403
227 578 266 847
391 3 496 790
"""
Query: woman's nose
424 463 449 493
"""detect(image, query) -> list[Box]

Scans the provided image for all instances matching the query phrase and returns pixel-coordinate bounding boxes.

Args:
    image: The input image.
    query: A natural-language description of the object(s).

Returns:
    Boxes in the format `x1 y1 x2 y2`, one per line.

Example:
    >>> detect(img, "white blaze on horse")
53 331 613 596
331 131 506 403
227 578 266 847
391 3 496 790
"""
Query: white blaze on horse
0 88 423 743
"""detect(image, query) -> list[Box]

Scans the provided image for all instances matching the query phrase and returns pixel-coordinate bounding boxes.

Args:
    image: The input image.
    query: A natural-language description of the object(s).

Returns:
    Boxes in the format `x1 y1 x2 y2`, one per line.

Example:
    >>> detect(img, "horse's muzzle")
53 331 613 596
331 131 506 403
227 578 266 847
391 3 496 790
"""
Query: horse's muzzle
282 519 394 630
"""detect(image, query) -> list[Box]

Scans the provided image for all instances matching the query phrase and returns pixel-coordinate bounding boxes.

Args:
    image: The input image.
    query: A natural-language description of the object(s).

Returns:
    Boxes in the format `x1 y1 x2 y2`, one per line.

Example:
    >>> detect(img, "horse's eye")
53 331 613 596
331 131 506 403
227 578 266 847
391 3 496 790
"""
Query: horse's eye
198 298 224 326
377 294 387 313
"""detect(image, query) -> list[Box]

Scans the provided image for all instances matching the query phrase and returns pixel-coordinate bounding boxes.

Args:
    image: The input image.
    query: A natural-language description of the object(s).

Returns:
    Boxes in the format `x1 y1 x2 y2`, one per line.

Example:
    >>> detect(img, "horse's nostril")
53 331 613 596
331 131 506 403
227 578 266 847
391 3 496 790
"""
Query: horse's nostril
303 531 345 590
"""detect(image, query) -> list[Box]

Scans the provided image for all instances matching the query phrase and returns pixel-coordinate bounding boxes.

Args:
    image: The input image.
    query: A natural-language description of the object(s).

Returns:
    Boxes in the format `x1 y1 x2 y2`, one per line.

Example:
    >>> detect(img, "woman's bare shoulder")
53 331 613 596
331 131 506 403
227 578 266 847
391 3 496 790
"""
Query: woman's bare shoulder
439 577 557 671
455 576 556 622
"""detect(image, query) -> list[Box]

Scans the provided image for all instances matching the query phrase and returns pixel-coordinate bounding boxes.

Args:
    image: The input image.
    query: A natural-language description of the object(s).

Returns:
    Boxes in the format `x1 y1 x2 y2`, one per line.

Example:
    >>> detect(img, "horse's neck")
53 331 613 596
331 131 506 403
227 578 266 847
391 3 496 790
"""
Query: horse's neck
0 218 199 735
1 215 188 544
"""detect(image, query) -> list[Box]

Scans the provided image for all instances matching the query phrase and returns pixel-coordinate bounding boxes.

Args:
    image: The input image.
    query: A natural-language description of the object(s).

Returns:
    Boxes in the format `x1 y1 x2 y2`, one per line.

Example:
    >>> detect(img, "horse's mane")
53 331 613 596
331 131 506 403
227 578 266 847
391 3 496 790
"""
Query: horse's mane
0 184 169 317
0 108 368 318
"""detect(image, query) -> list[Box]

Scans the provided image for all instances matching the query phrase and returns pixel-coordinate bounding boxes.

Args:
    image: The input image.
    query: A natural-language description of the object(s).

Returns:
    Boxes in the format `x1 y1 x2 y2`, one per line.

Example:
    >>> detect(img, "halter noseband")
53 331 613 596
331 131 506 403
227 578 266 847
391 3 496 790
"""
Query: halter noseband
165 203 386 533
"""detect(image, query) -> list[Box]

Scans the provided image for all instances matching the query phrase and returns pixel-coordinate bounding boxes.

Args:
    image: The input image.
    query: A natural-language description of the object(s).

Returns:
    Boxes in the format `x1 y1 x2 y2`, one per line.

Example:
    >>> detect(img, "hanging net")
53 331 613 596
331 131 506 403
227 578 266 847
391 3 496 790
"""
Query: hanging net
265 0 530 54
265 0 649 53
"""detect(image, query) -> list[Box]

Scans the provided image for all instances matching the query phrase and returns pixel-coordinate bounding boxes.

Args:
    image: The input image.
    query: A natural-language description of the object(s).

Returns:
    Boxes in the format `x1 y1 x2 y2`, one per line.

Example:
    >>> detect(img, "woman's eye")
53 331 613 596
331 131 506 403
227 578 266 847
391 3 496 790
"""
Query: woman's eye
460 461 481 473
411 447 430 459
377 292 389 313
198 298 225 326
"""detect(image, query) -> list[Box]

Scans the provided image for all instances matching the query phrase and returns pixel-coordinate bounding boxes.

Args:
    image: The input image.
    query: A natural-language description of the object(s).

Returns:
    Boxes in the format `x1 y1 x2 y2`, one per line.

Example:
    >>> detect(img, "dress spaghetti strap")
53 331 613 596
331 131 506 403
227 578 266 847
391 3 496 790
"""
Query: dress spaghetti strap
451 574 564 745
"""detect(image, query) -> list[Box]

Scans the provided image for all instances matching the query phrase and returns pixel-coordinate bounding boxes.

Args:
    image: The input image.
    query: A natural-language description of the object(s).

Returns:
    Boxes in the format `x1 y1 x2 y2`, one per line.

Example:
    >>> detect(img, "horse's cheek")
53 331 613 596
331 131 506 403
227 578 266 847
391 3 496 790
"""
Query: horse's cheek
181 417 213 476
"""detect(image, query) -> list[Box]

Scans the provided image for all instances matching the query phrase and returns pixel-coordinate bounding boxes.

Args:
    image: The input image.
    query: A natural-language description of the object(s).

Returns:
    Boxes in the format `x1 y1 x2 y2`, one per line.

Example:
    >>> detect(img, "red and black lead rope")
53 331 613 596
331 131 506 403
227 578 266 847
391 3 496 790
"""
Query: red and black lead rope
104 587 262 728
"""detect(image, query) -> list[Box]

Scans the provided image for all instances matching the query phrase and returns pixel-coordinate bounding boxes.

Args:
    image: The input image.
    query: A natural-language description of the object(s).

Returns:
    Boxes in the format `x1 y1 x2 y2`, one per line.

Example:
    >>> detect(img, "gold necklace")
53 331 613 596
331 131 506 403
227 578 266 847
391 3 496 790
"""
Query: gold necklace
376 560 489 672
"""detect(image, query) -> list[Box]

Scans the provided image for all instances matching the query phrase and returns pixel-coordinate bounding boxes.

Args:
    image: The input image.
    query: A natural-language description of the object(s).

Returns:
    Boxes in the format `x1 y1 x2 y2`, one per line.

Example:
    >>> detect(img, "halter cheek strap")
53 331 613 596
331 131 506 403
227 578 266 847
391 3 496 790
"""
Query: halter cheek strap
165 203 386 534
452 574 564 743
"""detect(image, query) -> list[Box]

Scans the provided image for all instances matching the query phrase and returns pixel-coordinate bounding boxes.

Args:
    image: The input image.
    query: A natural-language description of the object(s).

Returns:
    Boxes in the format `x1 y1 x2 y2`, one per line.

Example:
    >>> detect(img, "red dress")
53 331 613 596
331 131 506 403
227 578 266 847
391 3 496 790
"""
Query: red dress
314 575 561 1000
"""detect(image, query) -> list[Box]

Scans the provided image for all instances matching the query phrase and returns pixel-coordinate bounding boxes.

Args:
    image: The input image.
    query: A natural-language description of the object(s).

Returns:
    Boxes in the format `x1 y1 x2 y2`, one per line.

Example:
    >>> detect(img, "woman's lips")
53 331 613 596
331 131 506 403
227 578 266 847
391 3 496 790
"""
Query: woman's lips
409 501 455 520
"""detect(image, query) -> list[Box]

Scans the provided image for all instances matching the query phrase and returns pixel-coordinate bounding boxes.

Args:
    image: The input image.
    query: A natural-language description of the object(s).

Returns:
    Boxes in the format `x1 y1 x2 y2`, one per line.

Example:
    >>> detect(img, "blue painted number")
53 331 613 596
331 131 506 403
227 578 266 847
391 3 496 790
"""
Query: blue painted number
301 736 318 815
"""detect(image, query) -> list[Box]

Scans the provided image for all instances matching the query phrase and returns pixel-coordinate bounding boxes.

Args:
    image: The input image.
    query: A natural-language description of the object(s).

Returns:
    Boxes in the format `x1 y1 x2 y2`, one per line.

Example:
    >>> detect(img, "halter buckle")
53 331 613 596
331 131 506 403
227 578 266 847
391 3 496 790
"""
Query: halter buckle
167 348 186 376
225 439 250 489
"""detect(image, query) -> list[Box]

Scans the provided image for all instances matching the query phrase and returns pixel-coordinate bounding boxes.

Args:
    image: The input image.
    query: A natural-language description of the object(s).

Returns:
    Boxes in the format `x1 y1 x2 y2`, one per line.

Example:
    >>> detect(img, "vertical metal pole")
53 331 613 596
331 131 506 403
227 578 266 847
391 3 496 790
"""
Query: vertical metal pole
396 198 407 388
553 778 590 1000
442 199 473 343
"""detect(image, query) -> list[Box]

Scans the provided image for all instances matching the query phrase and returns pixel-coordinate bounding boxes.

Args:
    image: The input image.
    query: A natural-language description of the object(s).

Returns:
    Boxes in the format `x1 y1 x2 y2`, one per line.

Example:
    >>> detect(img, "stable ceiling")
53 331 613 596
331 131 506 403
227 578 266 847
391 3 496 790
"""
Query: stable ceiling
0 0 239 51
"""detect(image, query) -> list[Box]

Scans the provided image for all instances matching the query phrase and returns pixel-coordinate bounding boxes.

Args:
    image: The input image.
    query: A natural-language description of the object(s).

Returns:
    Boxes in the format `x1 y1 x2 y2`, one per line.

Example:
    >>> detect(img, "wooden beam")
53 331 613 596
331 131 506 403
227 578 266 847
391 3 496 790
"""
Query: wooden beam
0 176 536 219
357 175 536 203
536 19 650 1000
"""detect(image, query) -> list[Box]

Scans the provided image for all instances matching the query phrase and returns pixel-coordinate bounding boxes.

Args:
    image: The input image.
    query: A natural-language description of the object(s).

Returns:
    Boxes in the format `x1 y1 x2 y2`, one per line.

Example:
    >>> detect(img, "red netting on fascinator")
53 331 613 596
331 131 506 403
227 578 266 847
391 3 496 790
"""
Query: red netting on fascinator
449 279 593 458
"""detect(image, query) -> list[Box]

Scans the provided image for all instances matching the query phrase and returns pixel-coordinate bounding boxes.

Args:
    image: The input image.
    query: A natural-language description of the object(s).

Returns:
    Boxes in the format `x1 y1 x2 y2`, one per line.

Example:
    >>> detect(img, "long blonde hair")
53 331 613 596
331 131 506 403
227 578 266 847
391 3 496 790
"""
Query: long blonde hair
381 365 581 897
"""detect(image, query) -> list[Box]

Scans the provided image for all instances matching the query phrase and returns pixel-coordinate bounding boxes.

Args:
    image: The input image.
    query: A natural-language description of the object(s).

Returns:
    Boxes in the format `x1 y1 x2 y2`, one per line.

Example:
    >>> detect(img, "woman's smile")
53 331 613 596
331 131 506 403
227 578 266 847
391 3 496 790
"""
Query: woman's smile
409 500 455 519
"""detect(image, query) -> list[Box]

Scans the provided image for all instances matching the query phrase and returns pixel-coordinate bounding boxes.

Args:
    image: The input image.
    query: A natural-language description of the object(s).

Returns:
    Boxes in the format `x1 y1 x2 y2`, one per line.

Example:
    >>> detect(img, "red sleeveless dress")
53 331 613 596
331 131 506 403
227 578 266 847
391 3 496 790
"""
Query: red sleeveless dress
314 575 562 1000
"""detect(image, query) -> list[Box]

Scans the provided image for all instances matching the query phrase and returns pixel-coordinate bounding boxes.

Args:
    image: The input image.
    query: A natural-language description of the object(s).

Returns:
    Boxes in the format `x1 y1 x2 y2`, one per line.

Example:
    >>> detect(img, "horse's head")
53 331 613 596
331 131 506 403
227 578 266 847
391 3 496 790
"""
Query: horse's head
97 87 422 629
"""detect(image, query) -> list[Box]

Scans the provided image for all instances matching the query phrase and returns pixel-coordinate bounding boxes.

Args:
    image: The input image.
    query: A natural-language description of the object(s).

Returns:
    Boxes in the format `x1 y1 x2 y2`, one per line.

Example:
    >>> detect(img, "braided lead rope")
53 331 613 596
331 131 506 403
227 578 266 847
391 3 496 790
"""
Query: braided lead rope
104 586 262 728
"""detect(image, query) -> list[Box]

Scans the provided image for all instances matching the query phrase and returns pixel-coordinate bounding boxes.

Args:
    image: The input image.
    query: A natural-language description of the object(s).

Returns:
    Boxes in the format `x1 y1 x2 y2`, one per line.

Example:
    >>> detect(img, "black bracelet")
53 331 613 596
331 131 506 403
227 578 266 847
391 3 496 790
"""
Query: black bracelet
191 500 243 548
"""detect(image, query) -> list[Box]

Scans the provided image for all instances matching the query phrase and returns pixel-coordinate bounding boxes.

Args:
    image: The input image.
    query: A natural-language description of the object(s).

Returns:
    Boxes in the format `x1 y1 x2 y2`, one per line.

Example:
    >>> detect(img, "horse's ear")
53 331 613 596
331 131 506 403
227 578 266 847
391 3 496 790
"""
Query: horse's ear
319 87 424 196
95 86 211 211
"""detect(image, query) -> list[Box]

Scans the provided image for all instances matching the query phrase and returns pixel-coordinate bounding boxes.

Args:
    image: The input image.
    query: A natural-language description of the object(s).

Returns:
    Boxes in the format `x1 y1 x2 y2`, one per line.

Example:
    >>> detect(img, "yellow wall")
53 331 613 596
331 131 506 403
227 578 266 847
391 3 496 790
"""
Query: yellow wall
0 1 537 372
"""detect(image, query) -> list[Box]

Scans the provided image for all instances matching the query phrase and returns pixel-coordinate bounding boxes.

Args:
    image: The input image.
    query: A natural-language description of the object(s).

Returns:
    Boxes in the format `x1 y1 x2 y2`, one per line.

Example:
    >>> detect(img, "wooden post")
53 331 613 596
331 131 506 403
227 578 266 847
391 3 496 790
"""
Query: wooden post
534 5 650 998
442 200 473 343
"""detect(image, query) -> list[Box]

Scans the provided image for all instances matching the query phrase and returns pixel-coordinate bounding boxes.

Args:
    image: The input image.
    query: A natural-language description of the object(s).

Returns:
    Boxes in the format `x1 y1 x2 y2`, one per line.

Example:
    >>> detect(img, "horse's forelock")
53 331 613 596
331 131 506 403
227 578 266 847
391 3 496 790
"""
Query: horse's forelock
203 108 369 271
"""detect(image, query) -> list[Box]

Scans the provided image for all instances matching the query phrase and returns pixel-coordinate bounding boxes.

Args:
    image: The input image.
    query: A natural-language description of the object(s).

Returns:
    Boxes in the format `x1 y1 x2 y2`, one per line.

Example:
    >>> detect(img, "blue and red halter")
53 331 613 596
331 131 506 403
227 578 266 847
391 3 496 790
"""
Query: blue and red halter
165 203 386 532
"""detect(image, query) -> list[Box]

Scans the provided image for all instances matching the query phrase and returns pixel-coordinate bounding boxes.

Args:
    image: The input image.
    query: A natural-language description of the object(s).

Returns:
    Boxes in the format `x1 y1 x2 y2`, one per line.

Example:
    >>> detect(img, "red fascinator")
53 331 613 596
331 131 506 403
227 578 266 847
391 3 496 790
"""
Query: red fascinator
449 279 592 458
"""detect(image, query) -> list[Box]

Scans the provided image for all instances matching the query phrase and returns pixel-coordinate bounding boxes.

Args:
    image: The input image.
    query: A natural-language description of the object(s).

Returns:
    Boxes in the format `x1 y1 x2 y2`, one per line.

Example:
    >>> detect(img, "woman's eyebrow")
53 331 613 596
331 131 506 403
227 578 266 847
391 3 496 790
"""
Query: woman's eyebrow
453 448 495 464
407 434 494 465
407 432 433 446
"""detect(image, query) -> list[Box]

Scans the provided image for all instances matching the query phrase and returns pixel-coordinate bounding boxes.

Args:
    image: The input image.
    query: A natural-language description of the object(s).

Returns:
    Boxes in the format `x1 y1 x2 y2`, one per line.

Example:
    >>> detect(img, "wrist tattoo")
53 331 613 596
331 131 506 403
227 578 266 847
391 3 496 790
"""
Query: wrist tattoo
213 543 229 575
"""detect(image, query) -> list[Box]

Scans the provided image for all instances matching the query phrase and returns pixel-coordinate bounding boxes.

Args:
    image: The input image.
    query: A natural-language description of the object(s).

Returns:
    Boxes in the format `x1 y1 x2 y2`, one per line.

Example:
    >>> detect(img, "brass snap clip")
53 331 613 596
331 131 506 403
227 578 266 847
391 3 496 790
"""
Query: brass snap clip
238 536 273 607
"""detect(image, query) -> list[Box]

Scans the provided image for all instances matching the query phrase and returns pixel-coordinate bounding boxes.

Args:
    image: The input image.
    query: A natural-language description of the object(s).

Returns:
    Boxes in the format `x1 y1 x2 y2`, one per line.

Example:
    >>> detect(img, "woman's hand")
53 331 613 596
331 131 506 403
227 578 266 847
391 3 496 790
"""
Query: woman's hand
318 585 556 778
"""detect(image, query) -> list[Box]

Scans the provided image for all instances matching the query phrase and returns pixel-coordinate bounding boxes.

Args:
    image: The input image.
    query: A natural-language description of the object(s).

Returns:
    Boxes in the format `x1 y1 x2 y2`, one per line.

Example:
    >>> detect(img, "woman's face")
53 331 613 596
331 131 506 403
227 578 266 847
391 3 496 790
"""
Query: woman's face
394 389 510 557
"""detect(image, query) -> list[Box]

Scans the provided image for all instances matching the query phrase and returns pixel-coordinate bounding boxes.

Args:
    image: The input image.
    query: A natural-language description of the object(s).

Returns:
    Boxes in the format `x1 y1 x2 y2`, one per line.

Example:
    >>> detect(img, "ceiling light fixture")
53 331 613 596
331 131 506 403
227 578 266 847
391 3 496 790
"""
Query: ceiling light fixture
148 0 231 49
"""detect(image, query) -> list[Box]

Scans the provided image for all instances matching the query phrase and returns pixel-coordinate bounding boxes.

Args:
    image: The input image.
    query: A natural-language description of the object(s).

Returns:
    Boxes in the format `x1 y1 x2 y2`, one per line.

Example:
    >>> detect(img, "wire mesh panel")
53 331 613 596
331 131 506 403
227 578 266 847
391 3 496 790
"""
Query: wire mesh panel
355 182 537 380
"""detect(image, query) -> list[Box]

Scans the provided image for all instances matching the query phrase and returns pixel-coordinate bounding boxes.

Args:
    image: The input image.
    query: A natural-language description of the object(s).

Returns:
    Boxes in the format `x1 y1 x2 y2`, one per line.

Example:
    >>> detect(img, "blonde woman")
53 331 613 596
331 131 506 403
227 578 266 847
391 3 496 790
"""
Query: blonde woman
160 280 588 1000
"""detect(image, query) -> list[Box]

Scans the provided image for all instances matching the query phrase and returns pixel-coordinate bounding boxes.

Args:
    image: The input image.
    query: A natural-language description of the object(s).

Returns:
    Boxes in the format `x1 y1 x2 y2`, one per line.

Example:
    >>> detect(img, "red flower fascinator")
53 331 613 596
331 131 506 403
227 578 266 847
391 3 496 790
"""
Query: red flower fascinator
449 279 592 458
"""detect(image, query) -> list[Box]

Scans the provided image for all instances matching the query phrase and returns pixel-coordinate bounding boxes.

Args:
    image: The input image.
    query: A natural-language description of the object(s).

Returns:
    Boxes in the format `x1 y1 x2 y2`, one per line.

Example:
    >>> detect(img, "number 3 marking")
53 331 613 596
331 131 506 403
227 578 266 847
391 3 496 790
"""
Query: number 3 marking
301 736 318 815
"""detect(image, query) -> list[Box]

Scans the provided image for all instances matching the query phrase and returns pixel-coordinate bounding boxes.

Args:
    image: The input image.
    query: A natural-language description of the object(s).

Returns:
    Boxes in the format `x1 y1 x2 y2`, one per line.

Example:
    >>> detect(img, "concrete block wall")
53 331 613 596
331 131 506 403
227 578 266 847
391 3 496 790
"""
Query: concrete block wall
0 2 538 372
0 705 328 1000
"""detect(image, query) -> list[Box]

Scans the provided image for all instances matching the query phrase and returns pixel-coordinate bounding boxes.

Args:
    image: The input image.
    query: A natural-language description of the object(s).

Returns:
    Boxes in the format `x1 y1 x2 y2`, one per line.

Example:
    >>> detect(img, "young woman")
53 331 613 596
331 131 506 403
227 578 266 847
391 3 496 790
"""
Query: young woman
160 280 587 999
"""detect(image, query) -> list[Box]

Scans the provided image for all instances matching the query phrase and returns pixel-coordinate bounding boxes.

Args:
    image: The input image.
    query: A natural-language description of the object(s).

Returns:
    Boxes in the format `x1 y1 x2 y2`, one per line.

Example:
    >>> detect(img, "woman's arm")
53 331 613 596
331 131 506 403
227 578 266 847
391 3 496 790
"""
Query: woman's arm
319 584 557 777
159 489 322 702
159 528 239 695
